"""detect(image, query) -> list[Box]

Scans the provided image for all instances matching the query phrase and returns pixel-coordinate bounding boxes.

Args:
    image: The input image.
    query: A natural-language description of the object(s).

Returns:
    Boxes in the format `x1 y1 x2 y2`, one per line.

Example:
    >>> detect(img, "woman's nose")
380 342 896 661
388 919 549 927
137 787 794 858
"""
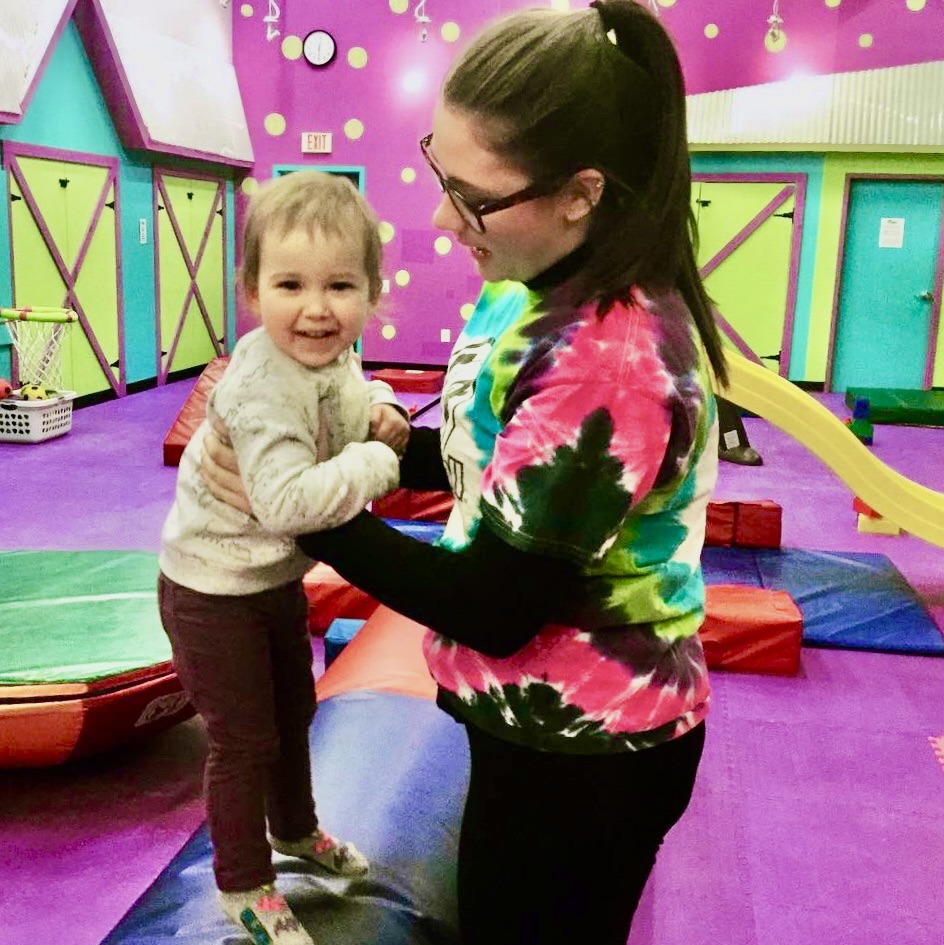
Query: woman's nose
431 193 462 233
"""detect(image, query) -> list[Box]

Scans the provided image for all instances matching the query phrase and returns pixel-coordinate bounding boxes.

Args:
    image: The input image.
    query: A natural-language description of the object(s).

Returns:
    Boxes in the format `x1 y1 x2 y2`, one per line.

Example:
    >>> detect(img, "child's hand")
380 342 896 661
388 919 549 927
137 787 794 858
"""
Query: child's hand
369 403 410 457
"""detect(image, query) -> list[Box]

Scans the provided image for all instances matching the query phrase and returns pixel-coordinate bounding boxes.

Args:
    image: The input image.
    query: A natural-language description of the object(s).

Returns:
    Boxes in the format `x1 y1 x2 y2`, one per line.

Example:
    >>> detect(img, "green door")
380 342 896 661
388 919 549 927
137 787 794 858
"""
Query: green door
693 179 798 376
155 170 227 381
7 149 122 397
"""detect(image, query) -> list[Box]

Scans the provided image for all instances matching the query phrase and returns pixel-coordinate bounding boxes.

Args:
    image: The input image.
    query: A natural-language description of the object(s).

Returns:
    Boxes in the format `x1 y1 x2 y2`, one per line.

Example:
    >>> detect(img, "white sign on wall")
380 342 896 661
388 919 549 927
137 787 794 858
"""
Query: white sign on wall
878 217 905 249
301 132 332 154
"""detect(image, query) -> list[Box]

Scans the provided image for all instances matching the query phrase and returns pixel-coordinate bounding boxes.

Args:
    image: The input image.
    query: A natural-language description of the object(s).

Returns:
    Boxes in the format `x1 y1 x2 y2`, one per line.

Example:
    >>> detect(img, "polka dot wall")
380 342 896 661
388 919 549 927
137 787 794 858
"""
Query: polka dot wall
231 0 944 362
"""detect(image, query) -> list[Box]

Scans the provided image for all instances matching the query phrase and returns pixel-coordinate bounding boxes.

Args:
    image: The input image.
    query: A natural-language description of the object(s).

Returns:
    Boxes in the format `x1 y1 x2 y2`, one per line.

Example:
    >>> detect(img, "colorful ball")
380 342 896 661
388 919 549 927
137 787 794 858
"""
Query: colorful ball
20 384 48 401
0 377 11 399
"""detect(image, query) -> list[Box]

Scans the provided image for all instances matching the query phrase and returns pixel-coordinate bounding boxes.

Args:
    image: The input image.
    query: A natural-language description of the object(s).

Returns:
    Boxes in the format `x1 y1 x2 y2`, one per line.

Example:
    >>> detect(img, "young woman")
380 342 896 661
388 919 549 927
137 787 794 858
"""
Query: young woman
204 3 728 942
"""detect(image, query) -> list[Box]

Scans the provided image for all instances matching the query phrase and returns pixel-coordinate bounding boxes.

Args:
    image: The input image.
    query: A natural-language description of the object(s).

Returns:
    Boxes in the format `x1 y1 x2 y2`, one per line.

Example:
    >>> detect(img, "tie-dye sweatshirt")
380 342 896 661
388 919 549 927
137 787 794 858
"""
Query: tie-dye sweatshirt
423 280 719 753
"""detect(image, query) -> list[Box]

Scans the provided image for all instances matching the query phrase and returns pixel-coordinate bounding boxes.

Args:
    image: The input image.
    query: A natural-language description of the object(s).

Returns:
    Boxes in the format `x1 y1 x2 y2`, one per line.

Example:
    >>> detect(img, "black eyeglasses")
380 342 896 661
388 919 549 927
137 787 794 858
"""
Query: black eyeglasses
420 133 562 234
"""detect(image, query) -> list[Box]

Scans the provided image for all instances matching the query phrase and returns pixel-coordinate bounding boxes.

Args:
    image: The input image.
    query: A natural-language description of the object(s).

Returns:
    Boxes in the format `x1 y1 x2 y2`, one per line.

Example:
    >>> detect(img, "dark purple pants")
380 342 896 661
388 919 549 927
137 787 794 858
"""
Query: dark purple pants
158 573 318 892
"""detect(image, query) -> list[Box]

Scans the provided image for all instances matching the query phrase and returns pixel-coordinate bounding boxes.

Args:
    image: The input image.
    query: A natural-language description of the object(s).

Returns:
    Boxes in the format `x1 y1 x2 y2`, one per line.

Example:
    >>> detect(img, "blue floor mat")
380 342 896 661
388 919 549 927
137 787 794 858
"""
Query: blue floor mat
103 691 467 945
702 547 943 656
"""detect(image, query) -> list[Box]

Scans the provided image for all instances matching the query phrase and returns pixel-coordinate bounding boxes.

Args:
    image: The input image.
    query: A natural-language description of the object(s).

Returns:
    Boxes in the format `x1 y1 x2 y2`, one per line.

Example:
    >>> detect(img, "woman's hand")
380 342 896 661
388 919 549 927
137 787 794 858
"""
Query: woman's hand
369 403 410 457
200 418 253 515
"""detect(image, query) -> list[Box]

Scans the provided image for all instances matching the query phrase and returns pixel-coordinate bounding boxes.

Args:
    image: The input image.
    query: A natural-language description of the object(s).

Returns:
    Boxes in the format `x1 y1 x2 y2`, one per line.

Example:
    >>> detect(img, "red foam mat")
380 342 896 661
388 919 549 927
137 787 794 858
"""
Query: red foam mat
162 357 230 466
369 368 444 393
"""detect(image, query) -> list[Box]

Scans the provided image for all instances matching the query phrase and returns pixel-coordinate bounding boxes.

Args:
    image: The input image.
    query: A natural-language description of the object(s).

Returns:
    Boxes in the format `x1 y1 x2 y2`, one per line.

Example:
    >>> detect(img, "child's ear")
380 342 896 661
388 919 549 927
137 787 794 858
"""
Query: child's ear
243 284 261 315
562 169 606 224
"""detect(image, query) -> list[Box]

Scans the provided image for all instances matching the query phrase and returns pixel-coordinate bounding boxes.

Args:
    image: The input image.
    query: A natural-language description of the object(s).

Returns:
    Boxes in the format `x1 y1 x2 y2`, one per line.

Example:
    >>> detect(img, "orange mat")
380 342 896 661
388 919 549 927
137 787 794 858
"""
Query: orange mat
316 605 437 702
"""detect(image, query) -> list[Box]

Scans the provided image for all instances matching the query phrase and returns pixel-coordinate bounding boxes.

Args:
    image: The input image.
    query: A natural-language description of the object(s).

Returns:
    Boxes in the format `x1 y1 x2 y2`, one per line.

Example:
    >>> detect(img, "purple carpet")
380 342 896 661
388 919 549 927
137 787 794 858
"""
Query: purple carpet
1 380 943 945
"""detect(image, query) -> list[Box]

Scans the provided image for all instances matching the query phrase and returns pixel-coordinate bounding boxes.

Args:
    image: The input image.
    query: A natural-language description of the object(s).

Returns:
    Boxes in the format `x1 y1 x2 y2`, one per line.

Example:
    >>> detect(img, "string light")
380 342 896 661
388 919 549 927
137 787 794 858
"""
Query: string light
414 0 430 42
765 0 787 52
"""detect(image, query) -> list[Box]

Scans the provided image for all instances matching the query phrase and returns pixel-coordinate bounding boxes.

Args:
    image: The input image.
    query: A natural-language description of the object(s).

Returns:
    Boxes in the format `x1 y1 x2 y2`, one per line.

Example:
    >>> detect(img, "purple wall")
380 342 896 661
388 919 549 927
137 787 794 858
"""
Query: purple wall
232 0 944 365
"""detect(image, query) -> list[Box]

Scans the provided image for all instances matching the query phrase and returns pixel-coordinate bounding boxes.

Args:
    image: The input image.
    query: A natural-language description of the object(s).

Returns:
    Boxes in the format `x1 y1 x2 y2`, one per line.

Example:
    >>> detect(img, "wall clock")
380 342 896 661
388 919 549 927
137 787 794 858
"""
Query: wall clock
303 30 337 67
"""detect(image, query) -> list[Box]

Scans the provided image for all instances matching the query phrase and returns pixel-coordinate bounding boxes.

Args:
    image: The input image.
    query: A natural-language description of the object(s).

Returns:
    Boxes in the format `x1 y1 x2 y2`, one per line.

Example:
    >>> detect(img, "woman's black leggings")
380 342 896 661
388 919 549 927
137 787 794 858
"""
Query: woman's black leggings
457 722 706 945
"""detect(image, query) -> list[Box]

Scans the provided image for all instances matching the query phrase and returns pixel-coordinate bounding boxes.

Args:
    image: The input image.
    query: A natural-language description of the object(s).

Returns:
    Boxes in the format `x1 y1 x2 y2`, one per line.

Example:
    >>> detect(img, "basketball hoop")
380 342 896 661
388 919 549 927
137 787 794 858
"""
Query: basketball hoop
0 307 78 393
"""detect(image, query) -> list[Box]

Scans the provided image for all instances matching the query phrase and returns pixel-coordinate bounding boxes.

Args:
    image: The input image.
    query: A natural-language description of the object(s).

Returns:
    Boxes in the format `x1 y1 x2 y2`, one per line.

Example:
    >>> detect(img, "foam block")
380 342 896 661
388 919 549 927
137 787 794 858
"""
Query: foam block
369 368 444 393
706 500 782 548
324 618 367 668
734 499 782 548
162 357 230 466
856 513 901 536
372 487 454 523
699 585 803 675
303 562 379 635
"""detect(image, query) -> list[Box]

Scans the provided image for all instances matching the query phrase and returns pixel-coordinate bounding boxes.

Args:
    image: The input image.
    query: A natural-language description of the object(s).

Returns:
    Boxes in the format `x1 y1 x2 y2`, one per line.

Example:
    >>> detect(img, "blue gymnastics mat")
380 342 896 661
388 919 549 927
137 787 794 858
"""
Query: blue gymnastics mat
103 691 467 945
701 547 944 656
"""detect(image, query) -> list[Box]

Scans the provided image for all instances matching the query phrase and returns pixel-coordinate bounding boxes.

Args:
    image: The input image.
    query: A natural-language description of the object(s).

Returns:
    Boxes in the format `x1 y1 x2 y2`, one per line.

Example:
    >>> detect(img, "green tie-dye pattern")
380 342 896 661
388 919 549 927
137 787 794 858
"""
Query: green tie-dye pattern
486 408 631 560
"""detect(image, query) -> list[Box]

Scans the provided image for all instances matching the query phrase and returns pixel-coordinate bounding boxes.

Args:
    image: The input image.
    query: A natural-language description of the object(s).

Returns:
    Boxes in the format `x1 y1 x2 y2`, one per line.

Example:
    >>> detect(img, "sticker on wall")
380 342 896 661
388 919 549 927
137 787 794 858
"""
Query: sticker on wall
264 113 287 136
401 167 417 184
434 236 452 256
348 47 368 69
879 217 905 249
344 118 365 140
281 35 303 60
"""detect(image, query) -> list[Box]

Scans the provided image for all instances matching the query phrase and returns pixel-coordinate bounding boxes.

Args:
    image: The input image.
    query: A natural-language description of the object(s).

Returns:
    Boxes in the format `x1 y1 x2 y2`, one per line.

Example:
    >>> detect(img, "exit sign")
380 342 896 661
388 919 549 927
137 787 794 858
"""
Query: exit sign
301 132 332 154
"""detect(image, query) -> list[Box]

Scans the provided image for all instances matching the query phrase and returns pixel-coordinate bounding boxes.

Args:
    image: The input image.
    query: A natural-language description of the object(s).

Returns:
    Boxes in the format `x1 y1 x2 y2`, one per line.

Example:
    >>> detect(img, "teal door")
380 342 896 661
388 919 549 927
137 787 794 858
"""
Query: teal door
830 180 943 392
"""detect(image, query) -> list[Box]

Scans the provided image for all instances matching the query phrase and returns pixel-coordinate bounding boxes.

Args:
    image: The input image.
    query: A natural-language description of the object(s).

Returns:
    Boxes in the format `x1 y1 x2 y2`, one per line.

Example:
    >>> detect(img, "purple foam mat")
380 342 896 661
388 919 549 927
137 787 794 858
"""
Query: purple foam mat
1 380 943 945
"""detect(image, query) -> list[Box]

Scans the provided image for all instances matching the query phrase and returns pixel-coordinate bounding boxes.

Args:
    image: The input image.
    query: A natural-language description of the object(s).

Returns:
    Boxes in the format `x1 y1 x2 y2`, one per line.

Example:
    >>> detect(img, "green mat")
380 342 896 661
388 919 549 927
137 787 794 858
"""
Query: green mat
844 387 944 426
0 550 169 686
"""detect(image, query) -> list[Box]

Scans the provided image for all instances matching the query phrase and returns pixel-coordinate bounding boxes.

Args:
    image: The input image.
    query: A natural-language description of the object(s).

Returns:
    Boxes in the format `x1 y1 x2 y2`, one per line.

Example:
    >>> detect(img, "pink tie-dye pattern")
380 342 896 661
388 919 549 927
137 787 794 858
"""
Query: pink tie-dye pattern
423 625 709 736
482 303 672 513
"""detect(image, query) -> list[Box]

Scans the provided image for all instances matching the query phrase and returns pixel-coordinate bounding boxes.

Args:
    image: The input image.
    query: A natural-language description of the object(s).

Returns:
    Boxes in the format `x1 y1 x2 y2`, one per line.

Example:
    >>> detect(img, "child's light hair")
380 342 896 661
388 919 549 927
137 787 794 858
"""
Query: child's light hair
239 171 383 302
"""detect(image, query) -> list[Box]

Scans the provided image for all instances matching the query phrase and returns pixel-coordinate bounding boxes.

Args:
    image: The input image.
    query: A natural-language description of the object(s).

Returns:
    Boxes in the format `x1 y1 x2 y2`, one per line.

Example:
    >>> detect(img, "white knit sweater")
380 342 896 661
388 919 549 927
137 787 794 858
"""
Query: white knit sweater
159 328 401 595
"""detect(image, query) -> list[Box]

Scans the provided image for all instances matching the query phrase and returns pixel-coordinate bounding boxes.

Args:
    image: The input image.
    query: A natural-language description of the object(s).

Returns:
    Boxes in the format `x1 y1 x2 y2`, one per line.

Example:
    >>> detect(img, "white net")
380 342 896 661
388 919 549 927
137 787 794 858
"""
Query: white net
1 308 76 392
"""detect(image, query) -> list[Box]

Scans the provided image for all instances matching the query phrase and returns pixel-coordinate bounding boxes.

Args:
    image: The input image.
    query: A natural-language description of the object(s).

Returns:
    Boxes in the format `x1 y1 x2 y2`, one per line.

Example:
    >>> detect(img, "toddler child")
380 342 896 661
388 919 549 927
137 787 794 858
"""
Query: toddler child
158 171 405 945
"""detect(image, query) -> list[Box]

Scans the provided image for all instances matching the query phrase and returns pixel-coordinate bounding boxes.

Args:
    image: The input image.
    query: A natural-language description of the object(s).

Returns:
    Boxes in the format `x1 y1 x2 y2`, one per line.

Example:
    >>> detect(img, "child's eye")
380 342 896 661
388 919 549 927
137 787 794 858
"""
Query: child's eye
330 281 356 291
277 280 301 291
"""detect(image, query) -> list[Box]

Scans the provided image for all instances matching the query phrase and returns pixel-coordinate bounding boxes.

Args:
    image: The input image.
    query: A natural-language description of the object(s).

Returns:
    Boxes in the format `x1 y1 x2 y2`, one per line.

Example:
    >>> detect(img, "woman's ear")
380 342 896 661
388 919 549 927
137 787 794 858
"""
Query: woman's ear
562 169 606 224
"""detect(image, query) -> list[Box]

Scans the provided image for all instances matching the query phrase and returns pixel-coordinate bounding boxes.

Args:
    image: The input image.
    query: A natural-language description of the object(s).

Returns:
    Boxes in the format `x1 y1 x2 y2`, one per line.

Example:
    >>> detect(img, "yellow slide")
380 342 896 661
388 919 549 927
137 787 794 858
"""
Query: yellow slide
718 351 944 549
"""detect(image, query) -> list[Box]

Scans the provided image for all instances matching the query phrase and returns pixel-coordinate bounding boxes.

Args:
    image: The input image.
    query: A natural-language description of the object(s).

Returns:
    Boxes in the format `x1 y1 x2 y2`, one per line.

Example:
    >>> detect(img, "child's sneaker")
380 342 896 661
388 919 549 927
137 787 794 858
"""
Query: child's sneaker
219 883 315 945
269 828 369 877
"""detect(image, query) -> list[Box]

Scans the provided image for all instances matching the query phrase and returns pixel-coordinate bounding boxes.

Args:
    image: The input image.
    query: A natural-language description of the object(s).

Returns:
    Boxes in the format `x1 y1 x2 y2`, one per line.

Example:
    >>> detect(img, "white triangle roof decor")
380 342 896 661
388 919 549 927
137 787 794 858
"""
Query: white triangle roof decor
0 0 76 122
76 0 253 167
